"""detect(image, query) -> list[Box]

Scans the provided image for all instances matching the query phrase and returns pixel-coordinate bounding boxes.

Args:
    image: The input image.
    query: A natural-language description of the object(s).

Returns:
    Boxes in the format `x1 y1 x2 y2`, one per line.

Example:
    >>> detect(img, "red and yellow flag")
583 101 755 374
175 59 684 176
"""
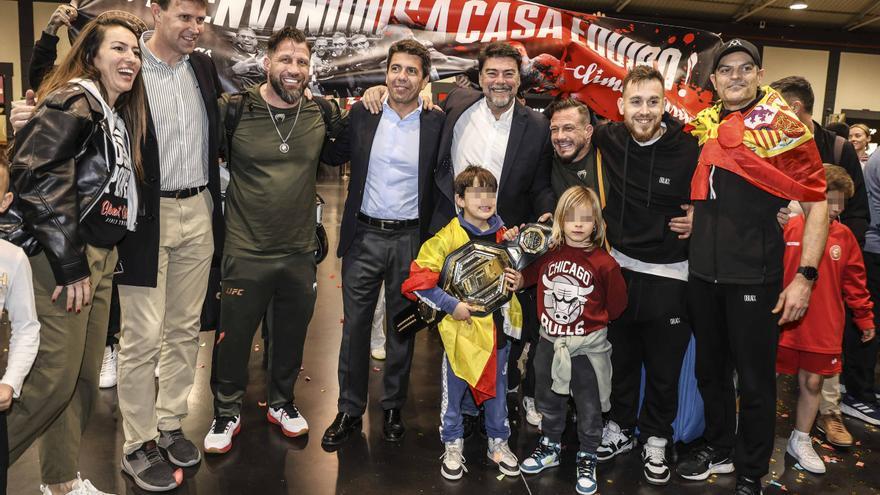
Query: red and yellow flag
686 86 826 202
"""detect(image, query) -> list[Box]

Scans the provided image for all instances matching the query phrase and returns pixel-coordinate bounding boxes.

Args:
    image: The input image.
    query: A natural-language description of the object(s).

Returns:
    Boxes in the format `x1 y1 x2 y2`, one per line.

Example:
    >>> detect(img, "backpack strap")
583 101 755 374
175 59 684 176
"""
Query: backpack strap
223 91 248 165
833 135 846 165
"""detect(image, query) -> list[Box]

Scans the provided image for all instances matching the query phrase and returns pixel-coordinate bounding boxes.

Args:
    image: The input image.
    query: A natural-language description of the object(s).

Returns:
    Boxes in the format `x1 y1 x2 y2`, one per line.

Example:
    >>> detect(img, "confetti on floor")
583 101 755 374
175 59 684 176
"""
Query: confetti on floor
258 401 267 407
856 461 865 468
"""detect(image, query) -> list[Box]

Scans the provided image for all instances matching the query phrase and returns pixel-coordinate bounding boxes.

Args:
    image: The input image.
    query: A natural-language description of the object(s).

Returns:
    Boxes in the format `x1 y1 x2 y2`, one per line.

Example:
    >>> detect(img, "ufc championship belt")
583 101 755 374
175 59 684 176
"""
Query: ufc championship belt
394 223 553 333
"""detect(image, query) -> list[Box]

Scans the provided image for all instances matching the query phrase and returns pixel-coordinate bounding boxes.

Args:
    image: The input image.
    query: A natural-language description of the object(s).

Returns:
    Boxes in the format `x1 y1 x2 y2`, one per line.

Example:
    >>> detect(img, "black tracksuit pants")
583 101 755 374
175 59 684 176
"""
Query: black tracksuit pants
1 411 6 494
688 277 781 479
842 251 880 402
211 252 317 416
608 269 692 443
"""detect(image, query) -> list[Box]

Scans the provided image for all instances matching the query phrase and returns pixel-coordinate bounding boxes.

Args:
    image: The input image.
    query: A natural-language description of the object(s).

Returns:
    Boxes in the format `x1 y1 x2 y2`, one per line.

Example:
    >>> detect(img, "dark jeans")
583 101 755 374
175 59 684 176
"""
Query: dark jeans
534 337 603 454
337 223 419 416
609 270 692 443
211 253 317 416
842 251 880 402
688 278 780 479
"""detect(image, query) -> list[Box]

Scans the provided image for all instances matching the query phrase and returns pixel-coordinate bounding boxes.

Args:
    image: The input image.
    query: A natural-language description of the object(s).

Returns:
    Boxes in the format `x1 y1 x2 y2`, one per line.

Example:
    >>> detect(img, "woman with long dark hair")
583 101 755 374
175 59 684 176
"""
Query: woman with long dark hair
3 15 146 495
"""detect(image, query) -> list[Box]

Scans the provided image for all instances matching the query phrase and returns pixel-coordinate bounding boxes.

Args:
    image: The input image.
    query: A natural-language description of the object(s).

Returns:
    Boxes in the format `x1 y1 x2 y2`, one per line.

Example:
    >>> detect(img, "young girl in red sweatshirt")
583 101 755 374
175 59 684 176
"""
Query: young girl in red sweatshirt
778 164 875 475
512 185 627 495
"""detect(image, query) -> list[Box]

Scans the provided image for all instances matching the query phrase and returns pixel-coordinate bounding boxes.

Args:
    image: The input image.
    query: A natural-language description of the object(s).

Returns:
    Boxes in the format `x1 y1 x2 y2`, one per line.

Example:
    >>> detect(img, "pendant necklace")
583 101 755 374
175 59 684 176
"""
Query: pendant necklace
266 98 302 153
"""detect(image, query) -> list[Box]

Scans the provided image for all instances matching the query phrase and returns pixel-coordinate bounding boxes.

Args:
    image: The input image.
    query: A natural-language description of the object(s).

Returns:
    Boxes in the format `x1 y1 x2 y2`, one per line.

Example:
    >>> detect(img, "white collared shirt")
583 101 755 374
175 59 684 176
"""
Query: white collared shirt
451 98 515 182
0 240 40 398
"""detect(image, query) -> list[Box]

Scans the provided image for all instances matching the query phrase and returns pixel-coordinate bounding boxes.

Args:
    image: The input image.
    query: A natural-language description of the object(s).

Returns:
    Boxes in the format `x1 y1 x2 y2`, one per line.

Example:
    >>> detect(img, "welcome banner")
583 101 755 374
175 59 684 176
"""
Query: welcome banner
72 0 723 121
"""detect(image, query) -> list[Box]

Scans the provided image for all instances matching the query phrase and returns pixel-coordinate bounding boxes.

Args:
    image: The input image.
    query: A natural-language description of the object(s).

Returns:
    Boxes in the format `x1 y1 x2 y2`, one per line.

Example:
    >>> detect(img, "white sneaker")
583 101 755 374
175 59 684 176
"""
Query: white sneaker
487 438 520 476
440 438 467 480
40 473 116 494
641 436 670 485
267 403 309 437
370 347 386 360
786 430 825 474
204 415 241 454
522 396 542 427
597 419 635 462
99 345 118 389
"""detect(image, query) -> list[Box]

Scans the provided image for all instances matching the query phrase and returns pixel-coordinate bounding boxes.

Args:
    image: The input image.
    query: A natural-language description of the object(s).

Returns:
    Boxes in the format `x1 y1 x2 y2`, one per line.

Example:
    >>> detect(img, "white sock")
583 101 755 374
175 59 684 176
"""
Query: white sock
793 429 810 441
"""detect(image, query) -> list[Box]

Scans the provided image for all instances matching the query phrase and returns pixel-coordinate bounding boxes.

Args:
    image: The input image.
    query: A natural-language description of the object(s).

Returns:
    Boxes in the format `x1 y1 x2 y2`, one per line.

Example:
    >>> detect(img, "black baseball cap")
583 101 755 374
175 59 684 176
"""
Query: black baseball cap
713 38 762 72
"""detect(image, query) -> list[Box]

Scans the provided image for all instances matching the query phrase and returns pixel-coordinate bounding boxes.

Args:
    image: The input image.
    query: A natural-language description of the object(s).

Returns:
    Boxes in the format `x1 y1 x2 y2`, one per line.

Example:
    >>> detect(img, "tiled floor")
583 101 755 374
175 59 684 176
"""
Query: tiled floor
8 179 880 494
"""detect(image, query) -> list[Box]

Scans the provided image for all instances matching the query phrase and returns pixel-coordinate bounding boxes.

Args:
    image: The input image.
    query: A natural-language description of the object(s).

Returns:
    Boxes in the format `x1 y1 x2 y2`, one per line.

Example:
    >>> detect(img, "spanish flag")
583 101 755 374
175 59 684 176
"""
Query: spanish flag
401 218 522 404
686 86 826 202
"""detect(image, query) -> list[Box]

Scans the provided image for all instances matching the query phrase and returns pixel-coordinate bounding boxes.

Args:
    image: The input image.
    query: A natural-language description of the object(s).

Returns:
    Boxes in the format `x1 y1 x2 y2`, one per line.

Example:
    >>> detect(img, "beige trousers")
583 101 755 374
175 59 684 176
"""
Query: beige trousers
819 374 841 415
117 191 213 454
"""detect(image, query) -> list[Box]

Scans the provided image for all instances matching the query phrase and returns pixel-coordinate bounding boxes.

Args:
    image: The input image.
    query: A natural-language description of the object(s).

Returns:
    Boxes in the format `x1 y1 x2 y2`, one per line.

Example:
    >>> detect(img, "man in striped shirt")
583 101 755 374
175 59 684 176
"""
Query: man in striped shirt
114 0 224 491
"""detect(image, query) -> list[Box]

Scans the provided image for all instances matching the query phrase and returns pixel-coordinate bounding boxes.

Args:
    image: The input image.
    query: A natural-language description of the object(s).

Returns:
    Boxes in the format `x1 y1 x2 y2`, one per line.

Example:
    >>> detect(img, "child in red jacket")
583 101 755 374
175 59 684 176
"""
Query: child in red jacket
777 164 875 475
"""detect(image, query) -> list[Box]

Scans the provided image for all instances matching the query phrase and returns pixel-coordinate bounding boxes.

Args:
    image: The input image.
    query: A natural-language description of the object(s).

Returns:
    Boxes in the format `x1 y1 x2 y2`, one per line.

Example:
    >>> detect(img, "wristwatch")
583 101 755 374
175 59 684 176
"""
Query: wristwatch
797 266 819 282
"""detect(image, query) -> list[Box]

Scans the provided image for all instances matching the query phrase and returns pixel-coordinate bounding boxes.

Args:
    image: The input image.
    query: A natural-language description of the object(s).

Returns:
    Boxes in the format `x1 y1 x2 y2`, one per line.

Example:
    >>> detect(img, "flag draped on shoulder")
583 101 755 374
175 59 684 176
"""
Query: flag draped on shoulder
401 218 522 404
686 86 826 202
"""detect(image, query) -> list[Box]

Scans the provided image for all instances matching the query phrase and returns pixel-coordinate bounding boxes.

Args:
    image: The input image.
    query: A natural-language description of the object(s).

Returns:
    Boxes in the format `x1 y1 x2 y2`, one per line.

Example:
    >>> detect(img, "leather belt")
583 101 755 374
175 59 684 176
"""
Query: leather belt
357 212 419 231
159 186 206 199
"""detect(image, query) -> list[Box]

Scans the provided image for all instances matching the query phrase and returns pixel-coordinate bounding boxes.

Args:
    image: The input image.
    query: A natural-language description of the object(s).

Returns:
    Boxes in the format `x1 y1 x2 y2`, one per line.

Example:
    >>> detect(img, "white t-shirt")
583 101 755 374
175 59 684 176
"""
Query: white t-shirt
0 239 40 398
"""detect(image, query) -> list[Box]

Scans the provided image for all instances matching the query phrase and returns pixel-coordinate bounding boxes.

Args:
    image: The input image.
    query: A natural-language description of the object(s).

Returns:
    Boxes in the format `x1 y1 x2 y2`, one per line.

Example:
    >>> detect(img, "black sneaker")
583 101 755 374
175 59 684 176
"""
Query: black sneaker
121 440 181 492
158 428 202 467
641 436 670 485
675 444 734 481
735 475 763 494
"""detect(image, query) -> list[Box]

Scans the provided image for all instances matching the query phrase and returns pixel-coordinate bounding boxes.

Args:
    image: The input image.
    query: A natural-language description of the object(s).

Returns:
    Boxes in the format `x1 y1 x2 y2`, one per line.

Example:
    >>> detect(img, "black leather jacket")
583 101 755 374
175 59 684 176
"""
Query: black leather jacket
2 83 123 285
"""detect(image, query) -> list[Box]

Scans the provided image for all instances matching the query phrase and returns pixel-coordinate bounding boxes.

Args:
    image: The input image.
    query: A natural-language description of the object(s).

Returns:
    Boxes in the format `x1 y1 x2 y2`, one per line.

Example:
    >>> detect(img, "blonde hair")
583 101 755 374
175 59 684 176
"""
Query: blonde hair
551 186 606 250
850 123 871 139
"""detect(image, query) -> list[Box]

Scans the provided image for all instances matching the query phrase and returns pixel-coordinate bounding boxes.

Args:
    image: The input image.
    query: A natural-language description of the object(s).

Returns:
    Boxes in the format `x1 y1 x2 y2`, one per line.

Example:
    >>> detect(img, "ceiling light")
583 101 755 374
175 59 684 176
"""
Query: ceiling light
789 1 808 9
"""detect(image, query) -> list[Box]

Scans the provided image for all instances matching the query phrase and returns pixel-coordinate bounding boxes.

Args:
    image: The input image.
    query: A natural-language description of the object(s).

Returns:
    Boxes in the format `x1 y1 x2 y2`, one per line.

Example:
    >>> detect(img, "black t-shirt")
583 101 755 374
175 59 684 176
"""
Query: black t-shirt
80 130 132 248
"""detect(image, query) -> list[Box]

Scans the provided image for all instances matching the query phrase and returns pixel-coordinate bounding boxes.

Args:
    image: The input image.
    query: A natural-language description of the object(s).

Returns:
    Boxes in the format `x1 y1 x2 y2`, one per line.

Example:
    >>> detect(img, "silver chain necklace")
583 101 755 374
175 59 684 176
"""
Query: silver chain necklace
265 97 302 153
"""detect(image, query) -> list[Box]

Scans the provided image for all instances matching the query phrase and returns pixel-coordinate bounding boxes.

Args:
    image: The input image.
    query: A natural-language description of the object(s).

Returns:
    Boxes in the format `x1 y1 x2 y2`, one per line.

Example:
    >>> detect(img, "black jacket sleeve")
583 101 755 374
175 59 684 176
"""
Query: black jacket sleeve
319 99 351 166
11 92 95 284
838 141 869 245
530 128 556 218
29 32 60 91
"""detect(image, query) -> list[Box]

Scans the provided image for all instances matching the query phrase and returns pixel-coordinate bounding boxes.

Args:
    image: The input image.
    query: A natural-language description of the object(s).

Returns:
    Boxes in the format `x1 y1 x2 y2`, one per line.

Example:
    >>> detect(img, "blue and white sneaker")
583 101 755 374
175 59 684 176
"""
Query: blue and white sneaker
520 436 561 474
575 451 599 495
840 395 880 426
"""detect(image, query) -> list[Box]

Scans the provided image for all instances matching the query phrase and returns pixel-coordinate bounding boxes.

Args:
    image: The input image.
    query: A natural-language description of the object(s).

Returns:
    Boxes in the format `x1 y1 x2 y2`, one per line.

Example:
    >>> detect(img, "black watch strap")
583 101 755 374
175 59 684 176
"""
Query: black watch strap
797 266 819 281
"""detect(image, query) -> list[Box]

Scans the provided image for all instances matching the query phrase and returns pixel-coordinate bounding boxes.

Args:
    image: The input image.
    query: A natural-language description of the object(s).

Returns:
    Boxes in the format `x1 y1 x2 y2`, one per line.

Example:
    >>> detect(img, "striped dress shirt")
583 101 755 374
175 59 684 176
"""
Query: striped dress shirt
140 32 209 191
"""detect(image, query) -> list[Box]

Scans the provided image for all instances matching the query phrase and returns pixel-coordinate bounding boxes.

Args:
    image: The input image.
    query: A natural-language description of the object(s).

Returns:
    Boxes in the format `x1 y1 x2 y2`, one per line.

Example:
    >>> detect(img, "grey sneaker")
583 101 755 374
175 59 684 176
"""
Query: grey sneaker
158 428 202 467
121 441 180 492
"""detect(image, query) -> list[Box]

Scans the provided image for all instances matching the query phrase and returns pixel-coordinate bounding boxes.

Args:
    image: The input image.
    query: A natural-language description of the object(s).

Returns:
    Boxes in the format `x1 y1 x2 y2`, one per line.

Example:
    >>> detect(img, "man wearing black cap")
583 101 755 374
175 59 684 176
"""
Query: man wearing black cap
675 39 829 494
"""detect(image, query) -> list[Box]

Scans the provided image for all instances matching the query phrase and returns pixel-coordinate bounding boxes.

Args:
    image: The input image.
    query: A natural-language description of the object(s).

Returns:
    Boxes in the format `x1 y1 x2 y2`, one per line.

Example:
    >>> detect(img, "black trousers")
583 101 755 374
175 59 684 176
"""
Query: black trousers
534 338 603 453
507 289 538 398
211 252 317 416
608 270 692 443
688 278 780 479
842 251 880 402
338 223 419 416
106 282 120 347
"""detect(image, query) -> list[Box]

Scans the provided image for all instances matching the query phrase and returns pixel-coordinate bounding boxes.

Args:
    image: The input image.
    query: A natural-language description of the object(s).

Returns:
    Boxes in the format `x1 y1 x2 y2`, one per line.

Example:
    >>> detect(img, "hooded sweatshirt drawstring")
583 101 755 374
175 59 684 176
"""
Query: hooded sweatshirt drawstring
645 145 657 208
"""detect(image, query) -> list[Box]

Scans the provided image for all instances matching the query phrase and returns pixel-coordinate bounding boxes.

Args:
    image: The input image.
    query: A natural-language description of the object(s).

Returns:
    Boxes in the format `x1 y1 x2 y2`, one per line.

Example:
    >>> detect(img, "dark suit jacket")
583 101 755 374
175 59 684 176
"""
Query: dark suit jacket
432 87 554 233
116 51 224 287
337 101 445 258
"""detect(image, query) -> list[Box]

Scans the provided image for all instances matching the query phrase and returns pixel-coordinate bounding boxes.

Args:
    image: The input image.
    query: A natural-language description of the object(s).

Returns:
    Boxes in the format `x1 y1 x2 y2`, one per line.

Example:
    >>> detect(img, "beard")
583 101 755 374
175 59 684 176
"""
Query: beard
625 117 662 143
485 86 514 110
555 141 586 164
270 73 303 105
